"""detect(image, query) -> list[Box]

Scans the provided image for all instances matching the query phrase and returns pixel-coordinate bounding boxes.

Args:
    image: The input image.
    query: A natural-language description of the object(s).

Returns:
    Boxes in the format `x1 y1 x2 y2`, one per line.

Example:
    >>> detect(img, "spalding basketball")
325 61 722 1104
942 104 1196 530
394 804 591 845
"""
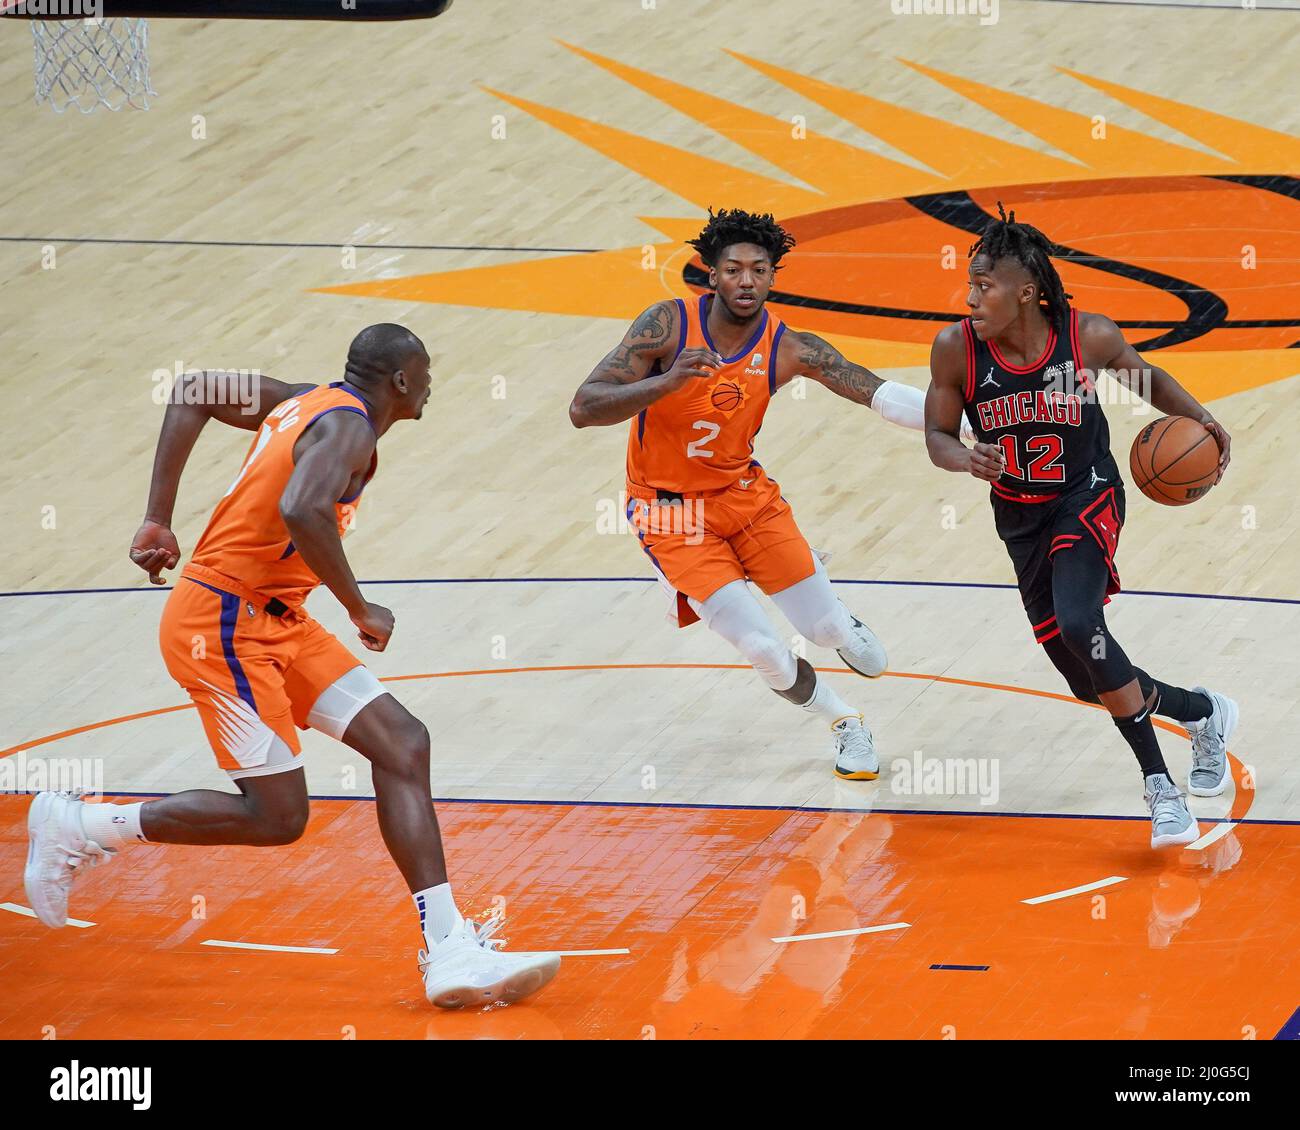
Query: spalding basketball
710 381 744 412
1129 416 1220 506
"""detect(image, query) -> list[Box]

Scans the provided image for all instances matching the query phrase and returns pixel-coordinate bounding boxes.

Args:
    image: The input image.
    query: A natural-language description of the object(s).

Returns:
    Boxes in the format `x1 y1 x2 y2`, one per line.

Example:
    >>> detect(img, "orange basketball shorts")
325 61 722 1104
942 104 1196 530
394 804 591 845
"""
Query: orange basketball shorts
626 468 815 626
160 571 372 778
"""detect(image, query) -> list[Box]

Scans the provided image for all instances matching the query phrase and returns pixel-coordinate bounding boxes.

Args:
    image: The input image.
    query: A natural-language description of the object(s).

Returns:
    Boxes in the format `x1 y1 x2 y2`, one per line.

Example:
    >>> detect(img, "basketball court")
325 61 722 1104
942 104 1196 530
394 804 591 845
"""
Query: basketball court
2 0 1298 1042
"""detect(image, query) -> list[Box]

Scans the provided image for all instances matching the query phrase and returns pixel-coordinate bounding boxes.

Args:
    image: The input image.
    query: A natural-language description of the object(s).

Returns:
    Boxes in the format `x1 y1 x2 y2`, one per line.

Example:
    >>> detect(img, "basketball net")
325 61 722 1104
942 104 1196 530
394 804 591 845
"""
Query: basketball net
30 17 154 113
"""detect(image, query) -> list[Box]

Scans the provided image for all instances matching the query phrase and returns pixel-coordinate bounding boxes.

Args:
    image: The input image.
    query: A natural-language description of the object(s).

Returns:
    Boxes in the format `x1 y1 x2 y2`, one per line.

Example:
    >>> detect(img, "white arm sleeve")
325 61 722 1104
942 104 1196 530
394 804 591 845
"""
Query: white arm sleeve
870 379 975 442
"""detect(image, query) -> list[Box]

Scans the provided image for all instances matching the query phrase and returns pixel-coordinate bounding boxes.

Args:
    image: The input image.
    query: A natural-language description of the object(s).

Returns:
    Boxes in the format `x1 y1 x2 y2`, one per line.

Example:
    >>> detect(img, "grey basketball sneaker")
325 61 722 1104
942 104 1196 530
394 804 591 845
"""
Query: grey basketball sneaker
1144 773 1200 849
1186 687 1238 798
837 612 888 678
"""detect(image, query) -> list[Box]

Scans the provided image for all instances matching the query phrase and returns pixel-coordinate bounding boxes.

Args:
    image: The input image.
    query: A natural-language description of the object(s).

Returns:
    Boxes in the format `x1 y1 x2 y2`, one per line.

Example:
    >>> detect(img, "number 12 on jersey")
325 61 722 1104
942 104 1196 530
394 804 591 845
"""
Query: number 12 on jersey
996 433 1065 482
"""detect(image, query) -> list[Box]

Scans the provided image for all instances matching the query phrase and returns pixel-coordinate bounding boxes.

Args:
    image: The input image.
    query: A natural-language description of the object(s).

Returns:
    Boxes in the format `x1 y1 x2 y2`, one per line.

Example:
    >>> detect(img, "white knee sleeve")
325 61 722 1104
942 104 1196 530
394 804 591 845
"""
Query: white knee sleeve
690 580 798 690
769 555 857 649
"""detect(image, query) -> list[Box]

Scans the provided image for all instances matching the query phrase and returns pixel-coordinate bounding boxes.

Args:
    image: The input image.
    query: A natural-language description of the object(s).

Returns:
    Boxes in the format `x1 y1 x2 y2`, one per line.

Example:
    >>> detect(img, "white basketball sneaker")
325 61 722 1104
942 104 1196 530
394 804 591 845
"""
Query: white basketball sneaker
420 909 561 1009
837 612 888 678
832 714 879 780
24 791 115 928
1185 687 1238 798
1144 773 1201 849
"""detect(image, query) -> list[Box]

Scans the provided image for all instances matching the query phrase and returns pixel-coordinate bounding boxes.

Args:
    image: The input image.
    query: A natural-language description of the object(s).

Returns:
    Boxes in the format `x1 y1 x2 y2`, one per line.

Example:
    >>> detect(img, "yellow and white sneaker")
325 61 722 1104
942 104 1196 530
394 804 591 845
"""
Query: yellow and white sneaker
832 714 879 780
420 910 560 1009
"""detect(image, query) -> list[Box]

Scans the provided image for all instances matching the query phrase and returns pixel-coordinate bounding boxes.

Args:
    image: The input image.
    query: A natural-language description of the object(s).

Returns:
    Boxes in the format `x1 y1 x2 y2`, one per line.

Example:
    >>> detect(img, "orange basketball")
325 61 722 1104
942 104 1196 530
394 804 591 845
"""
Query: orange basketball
1129 416 1220 506
710 381 743 412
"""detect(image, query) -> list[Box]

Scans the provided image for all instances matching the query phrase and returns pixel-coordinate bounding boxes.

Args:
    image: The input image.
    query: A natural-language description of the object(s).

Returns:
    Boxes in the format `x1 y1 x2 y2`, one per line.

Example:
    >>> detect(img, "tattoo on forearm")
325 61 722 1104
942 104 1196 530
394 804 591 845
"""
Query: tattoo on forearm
795 333 882 406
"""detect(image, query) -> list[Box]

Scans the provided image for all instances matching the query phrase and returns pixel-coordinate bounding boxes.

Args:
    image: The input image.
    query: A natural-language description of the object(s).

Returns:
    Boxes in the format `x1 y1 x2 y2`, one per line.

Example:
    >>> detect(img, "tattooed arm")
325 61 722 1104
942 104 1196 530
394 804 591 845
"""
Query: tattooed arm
776 328 973 439
778 330 884 407
569 302 722 428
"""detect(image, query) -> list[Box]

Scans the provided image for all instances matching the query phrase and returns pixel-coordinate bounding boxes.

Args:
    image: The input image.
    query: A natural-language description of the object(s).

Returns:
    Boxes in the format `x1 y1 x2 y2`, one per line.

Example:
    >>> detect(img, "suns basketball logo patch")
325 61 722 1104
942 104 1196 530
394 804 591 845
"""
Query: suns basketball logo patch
707 377 746 415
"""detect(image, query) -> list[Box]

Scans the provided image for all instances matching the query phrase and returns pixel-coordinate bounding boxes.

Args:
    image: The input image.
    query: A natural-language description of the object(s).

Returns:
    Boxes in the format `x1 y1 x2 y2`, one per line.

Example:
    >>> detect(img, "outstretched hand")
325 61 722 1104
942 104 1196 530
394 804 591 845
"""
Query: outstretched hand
129 520 180 585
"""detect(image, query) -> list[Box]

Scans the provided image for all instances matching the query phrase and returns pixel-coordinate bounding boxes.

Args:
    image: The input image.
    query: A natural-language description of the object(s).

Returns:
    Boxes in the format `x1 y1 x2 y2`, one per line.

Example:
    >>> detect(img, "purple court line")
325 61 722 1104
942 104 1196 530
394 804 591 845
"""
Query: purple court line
1 577 1297 605
1274 1007 1300 1040
74 791 1300 828
931 964 989 971
1017 0 1299 10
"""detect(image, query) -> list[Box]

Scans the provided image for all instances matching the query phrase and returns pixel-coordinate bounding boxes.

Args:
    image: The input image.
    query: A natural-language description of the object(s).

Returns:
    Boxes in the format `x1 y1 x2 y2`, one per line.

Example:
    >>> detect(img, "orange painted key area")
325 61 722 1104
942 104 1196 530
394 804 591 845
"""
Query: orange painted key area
3 793 1297 1040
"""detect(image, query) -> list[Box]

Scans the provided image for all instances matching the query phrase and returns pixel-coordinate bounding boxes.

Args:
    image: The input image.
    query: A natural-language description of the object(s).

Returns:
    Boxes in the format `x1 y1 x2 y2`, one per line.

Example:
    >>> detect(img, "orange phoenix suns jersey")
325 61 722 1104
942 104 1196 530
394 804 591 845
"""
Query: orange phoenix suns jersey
185 383 377 609
626 295 786 494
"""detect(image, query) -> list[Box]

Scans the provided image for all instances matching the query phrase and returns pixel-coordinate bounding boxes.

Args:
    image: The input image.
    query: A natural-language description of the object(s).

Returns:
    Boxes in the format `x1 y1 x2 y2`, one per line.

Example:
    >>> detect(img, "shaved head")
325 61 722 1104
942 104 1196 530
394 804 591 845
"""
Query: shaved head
345 323 427 386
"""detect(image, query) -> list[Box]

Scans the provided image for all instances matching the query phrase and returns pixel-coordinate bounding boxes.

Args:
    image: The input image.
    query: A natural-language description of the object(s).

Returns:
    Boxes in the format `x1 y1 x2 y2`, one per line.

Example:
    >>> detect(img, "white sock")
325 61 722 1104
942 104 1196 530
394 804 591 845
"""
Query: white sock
799 676 858 724
413 883 462 950
79 801 147 850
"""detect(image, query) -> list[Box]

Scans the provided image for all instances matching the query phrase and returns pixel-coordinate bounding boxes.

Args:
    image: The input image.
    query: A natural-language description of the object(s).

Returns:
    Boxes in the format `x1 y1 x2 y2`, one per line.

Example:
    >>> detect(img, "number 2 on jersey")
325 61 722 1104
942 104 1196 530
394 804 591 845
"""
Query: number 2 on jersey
686 419 720 459
997 433 1065 483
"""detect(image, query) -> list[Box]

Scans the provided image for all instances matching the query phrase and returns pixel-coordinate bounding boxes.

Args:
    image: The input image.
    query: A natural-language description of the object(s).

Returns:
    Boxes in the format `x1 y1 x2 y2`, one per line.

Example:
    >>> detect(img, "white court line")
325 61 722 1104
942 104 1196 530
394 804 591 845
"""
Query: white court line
548 948 630 957
201 939 338 955
772 922 911 944
1187 821 1235 851
1022 876 1127 905
0 902 95 928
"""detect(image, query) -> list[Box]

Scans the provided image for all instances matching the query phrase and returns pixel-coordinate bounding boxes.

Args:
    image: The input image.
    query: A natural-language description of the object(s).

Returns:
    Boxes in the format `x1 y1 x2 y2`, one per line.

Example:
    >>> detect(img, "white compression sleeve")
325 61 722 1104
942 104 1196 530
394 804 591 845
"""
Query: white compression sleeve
872 379 975 442
688 580 798 691
768 554 856 650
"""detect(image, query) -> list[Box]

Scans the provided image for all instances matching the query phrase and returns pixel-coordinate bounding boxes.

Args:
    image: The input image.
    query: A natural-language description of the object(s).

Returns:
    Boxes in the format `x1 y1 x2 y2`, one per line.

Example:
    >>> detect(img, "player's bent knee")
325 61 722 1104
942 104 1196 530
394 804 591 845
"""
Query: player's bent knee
804 617 853 650
236 765 309 844
394 718 431 775
738 629 796 688
243 791 309 845
368 711 430 782
259 806 309 846
1066 679 1102 705
1055 608 1103 657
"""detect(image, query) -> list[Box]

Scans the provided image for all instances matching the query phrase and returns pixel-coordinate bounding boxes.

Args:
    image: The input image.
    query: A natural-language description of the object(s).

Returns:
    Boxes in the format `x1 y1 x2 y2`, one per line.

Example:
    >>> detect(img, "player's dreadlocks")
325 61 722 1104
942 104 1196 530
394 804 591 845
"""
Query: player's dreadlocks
688 207 796 269
969 203 1073 328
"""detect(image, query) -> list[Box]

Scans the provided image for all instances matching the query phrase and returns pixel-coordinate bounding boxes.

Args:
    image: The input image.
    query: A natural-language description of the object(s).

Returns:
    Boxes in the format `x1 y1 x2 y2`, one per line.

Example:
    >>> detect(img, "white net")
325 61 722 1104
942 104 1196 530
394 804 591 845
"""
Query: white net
31 18 154 113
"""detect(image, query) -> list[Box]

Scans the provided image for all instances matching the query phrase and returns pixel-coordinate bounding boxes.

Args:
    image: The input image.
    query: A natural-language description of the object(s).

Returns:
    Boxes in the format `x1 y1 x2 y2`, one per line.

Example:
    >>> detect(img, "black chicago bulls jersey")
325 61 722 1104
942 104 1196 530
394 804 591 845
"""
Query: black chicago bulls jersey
961 308 1119 501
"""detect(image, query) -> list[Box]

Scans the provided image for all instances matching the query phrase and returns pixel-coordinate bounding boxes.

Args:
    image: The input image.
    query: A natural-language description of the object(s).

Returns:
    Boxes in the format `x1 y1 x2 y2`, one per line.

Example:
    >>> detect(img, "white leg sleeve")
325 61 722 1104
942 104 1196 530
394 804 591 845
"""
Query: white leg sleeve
769 553 858 649
872 379 975 442
688 580 798 691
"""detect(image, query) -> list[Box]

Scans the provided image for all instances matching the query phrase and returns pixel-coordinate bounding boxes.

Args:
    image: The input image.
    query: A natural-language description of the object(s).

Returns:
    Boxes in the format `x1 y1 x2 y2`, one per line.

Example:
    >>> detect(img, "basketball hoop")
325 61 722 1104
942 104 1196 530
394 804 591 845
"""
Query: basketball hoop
30 16 154 113
11 0 454 114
